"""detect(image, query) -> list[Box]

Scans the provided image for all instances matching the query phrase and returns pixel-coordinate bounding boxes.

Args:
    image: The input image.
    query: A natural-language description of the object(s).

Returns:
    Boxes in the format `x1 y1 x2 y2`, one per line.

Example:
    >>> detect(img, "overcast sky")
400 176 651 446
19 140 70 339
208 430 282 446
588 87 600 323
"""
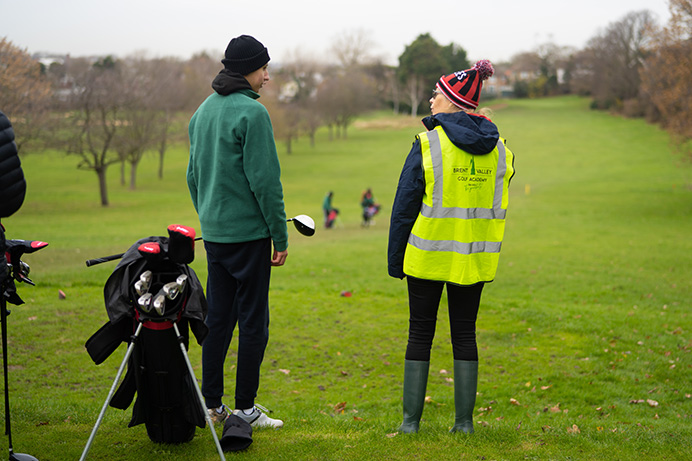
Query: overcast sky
2 0 671 65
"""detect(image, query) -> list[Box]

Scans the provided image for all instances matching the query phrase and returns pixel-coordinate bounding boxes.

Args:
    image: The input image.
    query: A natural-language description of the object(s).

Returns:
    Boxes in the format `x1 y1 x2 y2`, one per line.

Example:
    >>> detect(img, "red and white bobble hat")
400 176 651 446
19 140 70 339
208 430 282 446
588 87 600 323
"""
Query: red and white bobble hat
436 60 494 110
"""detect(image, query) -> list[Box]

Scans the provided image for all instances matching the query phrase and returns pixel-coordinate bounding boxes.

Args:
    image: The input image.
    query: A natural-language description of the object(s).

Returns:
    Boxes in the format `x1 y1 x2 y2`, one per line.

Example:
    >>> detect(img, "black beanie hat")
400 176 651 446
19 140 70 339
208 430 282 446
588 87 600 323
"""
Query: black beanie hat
222 35 270 75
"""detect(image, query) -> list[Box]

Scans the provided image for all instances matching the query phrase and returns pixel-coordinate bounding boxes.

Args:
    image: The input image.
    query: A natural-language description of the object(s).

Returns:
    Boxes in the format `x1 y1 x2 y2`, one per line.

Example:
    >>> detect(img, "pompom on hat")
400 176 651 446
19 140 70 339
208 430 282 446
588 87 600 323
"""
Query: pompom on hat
436 60 494 110
222 35 270 75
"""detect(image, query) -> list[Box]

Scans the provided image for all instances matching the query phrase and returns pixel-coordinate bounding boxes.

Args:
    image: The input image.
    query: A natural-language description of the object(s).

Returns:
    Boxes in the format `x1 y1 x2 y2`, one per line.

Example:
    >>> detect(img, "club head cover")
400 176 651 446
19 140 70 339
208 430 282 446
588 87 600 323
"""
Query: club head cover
137 242 162 263
220 414 253 452
167 224 195 264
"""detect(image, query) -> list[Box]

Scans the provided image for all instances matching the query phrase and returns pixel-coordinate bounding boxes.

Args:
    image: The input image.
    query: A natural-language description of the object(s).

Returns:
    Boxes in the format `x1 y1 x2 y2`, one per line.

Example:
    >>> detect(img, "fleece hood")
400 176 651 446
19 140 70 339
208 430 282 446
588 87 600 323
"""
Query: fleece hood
211 69 253 96
422 111 499 155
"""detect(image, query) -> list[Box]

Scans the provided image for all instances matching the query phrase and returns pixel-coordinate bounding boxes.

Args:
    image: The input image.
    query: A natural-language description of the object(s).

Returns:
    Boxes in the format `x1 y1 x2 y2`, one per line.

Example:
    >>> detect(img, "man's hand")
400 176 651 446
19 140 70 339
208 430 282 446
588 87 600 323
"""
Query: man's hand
271 249 288 266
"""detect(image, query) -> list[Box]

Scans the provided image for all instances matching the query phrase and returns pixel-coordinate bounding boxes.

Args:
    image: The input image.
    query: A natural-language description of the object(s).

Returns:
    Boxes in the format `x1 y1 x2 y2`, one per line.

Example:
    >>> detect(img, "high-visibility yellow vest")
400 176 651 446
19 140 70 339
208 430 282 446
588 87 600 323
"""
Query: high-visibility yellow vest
403 125 514 285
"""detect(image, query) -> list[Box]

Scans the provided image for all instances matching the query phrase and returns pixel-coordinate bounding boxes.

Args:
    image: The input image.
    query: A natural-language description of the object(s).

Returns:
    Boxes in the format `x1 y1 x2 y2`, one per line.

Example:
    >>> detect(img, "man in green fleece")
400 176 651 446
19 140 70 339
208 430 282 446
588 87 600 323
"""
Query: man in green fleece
187 35 287 429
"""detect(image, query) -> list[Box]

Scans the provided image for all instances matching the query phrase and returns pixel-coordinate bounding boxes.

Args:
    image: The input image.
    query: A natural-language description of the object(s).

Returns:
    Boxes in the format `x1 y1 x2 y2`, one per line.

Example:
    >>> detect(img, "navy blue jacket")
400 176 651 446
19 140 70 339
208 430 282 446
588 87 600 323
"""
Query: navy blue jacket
0 111 26 219
387 111 500 279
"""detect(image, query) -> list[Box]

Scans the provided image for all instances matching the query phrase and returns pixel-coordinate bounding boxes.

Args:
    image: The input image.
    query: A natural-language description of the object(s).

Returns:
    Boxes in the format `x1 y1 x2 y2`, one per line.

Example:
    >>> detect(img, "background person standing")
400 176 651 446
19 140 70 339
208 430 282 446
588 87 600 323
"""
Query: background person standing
187 35 288 429
388 60 515 434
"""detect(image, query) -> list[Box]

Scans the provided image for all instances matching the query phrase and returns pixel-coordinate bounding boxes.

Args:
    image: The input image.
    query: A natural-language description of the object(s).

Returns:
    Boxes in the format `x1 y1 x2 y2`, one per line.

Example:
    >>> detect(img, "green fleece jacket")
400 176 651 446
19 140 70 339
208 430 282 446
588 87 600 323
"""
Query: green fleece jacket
187 88 288 251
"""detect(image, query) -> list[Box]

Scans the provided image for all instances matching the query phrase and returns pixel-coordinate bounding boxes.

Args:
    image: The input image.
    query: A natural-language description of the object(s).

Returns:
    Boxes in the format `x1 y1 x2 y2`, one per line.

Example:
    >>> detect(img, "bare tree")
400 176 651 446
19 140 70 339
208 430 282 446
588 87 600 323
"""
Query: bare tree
316 68 377 139
61 56 125 206
0 38 52 153
269 50 324 152
329 28 375 67
585 10 657 109
640 0 692 158
181 52 220 112
118 55 187 184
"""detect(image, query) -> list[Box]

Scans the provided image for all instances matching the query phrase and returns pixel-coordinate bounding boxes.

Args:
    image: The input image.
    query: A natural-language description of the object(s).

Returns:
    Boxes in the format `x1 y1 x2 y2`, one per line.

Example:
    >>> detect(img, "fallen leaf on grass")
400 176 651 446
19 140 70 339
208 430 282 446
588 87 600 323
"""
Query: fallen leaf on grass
333 402 347 414
510 398 520 406
547 403 562 413
629 399 659 407
279 369 290 375
567 424 580 434
386 432 398 438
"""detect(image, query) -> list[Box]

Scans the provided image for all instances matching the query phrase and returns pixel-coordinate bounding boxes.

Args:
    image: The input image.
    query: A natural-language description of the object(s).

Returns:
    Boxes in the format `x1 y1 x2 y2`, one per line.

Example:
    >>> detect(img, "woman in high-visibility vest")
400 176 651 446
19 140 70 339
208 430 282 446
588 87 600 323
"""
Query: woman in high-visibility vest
388 60 515 434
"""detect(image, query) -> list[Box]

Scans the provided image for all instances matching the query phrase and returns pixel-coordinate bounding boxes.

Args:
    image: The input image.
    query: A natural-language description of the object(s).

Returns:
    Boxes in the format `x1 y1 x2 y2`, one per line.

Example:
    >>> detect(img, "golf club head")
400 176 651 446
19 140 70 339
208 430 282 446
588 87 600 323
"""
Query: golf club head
153 293 166 316
163 281 181 300
140 270 153 285
9 452 39 461
176 274 188 291
137 293 153 313
134 280 148 296
288 214 315 237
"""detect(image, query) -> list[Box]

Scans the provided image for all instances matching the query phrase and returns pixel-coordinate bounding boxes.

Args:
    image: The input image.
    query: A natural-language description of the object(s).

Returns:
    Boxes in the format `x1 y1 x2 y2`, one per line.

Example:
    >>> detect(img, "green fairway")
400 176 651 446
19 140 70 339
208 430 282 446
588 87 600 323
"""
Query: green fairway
2 96 691 460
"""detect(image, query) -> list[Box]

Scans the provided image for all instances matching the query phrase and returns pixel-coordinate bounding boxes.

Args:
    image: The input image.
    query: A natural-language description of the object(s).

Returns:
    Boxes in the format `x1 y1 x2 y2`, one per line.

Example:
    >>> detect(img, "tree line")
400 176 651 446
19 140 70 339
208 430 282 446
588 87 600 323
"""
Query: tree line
0 0 689 206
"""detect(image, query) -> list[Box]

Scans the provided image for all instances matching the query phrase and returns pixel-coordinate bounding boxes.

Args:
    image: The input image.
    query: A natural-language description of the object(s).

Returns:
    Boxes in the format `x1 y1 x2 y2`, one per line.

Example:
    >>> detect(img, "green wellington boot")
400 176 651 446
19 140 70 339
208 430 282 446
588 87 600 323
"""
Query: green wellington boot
398 360 430 433
450 360 478 433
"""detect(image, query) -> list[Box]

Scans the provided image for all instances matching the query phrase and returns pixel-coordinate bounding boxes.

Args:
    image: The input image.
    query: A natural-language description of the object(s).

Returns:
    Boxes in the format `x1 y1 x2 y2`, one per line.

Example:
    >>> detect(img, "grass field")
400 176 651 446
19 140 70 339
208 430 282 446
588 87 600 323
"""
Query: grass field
2 96 691 460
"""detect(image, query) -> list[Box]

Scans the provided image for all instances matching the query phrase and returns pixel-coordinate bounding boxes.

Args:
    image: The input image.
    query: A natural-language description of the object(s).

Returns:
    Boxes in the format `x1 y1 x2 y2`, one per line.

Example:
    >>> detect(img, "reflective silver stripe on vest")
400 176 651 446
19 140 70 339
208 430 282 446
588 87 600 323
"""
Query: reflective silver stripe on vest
408 234 502 255
421 129 507 220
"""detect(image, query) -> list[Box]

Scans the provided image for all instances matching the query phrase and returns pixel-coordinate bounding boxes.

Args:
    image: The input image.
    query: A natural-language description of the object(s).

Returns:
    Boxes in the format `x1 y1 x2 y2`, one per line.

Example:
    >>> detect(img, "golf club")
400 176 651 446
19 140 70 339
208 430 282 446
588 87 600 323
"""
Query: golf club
288 214 315 236
137 293 153 313
152 293 166 316
85 216 314 267
134 280 148 297
176 274 188 291
163 281 181 300
140 271 152 285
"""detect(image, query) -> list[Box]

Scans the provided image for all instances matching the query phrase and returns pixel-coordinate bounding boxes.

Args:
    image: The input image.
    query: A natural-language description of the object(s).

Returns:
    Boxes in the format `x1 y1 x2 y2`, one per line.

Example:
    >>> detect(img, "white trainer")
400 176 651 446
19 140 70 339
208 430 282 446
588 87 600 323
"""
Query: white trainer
234 404 284 429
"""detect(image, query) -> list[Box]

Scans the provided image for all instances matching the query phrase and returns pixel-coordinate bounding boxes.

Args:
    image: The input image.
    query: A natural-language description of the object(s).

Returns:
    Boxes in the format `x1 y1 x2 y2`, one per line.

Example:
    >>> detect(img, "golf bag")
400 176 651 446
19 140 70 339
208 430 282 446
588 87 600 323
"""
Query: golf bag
85 229 209 444
325 209 339 229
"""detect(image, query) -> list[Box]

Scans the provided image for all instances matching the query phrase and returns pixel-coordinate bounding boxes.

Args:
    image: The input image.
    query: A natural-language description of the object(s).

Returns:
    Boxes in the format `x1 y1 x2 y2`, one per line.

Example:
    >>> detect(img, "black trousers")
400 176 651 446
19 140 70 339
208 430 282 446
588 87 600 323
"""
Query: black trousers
405 277 484 362
202 238 271 410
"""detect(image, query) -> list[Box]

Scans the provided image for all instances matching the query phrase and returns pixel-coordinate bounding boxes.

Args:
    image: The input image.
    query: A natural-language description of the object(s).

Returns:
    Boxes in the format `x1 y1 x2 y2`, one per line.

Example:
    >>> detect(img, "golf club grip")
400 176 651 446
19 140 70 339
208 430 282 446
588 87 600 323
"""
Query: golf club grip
85 253 125 267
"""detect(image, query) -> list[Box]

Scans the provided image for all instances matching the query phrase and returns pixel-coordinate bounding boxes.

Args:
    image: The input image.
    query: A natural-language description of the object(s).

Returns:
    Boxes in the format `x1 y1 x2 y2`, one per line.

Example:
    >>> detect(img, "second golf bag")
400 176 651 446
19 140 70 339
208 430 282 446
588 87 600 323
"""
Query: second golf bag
85 225 209 444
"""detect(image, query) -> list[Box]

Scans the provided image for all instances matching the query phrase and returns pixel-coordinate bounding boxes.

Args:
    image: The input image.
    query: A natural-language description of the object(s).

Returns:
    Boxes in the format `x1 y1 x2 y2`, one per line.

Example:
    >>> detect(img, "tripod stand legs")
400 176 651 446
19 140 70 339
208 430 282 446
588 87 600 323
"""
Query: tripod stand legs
79 322 143 461
172 322 225 461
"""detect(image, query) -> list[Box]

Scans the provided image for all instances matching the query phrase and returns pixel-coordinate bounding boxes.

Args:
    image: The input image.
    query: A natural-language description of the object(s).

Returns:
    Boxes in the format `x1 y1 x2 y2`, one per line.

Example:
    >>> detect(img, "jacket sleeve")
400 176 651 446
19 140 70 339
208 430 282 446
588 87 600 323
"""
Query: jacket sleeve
241 104 288 252
387 138 425 279
186 116 199 213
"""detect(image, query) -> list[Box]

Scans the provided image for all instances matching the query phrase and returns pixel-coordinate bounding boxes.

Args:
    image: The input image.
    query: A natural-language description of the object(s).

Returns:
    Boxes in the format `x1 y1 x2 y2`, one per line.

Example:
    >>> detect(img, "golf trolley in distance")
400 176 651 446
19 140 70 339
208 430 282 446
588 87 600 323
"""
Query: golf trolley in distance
2 238 48 461
80 225 225 461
